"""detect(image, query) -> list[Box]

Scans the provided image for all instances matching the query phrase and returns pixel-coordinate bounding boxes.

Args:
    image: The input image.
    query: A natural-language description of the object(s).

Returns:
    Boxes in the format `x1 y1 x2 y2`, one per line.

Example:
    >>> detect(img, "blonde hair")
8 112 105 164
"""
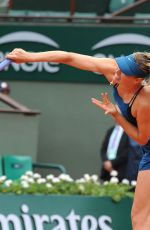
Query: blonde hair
133 52 150 74
133 52 150 84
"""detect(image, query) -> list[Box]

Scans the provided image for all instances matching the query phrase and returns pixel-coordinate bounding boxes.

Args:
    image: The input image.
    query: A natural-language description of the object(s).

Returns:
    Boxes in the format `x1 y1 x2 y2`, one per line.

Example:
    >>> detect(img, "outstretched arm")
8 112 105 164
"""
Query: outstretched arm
6 49 117 82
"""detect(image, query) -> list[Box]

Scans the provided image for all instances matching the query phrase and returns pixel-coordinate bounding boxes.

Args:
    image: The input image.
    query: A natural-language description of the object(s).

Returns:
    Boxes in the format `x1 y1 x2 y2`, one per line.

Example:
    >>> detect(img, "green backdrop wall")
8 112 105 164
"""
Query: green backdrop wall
10 82 113 178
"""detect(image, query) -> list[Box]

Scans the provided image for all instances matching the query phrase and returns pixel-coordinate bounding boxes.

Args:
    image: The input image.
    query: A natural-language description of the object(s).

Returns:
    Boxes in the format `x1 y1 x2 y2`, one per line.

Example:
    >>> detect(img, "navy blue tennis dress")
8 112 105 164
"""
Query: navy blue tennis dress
113 84 150 171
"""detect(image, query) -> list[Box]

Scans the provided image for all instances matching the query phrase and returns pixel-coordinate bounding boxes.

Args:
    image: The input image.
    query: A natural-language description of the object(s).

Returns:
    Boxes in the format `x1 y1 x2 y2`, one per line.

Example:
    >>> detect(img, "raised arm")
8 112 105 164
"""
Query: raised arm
6 49 117 83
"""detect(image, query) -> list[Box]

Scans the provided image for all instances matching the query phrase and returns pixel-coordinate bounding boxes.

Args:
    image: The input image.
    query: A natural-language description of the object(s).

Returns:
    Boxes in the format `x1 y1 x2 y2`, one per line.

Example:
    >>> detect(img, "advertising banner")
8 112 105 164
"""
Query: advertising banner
0 24 149 83
0 195 132 230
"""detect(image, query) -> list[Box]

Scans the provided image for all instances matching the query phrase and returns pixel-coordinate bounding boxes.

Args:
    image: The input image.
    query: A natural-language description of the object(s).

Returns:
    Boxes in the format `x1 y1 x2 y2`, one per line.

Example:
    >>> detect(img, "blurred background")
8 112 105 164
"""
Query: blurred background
0 0 149 179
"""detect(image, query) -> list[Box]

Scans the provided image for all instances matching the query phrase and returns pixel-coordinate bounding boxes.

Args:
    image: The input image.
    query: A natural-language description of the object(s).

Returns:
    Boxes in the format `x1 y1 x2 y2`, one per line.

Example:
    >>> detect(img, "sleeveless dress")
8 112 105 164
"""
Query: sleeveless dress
113 84 150 171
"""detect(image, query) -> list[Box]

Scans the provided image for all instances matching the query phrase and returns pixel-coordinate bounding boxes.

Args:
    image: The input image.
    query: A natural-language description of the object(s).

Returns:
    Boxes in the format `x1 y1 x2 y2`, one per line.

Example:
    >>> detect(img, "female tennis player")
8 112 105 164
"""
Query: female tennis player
7 49 150 230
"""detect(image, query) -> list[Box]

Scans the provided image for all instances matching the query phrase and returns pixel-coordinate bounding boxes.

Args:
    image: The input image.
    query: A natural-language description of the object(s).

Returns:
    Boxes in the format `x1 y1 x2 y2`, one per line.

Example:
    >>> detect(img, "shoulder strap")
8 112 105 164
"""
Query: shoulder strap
114 83 119 88
129 85 144 107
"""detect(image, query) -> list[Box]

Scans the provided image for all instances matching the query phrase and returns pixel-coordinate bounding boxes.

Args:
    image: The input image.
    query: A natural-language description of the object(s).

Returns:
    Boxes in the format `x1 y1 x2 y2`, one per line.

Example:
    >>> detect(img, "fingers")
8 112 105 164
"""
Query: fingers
6 53 15 59
7 48 24 57
91 98 102 107
91 97 108 112
101 92 110 104
92 92 110 107
6 49 17 59
91 92 113 115
6 48 26 63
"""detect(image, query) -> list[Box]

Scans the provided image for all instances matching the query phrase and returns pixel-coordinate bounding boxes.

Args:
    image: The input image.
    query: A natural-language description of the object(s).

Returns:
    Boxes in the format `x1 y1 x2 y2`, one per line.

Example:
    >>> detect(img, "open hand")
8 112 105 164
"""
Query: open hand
91 92 118 116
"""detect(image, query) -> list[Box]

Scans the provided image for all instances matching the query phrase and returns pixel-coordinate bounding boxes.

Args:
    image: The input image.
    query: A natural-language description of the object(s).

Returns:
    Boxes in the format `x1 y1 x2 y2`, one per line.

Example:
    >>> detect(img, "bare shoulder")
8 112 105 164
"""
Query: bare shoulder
143 84 150 98
139 85 150 108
